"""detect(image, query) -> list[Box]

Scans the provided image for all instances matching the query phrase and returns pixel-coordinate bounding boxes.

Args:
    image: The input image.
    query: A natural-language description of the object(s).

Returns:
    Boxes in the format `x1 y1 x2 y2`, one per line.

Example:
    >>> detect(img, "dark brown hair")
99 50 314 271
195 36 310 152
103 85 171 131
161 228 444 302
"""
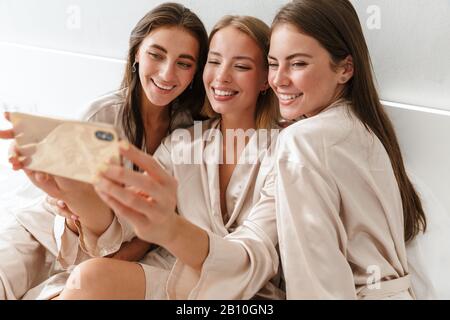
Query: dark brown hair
201 15 280 129
272 0 426 242
121 2 208 150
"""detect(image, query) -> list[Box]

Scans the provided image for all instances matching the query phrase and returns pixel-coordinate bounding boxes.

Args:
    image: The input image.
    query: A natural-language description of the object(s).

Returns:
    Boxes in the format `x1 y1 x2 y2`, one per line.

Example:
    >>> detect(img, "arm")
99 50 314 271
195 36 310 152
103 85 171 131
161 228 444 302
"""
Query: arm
110 237 153 261
94 142 279 299
276 157 355 299
55 179 114 237
94 141 209 270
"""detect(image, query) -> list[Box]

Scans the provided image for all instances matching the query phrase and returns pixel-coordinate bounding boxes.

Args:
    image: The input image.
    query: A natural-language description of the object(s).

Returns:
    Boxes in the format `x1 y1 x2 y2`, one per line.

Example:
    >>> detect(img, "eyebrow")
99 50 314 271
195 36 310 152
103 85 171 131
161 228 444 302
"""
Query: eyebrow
149 44 197 62
268 53 313 60
209 51 256 63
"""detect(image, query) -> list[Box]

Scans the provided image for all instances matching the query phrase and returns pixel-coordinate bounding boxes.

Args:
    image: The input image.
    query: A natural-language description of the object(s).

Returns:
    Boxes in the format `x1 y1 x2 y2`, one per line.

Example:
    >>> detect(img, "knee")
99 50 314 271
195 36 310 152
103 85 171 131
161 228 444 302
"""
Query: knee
60 258 113 299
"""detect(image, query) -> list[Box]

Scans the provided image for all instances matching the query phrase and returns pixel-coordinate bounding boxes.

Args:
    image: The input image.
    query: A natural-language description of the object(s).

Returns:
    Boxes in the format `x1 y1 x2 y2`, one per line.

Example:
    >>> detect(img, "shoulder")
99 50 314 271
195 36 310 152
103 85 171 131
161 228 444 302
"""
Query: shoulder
81 89 126 123
277 102 356 165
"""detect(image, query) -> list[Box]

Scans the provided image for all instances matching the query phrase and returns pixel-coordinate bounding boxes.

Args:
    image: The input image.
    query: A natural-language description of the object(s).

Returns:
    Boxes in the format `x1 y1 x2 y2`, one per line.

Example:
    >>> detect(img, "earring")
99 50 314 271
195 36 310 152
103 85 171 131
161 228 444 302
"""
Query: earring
189 81 194 90
261 89 267 96
132 61 138 73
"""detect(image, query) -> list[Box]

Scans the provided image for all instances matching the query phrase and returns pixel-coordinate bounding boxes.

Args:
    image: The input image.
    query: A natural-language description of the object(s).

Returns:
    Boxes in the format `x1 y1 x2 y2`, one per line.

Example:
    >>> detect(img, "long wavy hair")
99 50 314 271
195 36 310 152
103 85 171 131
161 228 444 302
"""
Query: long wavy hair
201 15 280 130
272 0 426 242
120 2 208 150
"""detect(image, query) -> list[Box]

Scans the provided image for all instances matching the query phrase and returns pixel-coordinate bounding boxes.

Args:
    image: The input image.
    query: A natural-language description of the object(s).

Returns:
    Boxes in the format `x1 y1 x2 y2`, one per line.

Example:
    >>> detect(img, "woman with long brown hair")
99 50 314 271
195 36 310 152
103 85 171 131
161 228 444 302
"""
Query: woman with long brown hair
0 2 208 299
268 0 426 299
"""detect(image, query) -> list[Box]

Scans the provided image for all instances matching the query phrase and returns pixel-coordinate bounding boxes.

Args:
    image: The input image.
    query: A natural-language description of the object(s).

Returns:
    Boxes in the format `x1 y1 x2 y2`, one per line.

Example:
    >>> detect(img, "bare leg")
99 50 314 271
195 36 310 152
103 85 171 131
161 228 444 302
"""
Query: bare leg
58 258 146 300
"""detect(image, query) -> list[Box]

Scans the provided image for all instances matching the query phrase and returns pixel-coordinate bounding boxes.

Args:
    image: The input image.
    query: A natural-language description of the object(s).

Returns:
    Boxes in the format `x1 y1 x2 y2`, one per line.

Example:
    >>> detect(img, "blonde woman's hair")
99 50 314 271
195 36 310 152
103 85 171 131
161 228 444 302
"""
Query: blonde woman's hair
201 15 280 129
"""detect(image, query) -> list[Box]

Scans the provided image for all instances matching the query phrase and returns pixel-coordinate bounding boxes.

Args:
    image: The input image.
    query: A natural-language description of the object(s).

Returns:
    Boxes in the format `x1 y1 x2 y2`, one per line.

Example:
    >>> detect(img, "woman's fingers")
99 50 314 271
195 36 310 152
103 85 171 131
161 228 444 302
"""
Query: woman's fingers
0 129 14 139
119 141 168 182
16 143 37 158
7 142 22 170
95 188 148 230
7 142 17 159
8 142 36 170
8 141 67 199
45 196 58 207
97 163 162 197
94 175 155 216
46 196 67 209
44 196 78 220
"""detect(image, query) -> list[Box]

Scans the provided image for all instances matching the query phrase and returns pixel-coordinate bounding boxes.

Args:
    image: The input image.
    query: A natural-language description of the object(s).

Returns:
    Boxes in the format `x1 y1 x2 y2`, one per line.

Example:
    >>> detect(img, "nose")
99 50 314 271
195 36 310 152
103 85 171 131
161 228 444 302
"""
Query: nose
159 61 176 82
271 68 290 88
215 64 232 83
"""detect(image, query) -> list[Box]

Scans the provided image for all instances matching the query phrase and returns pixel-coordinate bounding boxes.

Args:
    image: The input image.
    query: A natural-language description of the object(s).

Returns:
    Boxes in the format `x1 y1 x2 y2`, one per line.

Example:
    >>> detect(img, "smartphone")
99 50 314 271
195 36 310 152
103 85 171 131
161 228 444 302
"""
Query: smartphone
9 112 121 184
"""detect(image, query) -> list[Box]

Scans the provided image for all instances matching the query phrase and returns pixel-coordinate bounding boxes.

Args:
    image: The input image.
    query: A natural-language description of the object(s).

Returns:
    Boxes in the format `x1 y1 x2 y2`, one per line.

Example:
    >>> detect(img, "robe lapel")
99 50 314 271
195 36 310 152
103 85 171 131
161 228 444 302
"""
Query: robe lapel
225 130 265 229
200 120 226 234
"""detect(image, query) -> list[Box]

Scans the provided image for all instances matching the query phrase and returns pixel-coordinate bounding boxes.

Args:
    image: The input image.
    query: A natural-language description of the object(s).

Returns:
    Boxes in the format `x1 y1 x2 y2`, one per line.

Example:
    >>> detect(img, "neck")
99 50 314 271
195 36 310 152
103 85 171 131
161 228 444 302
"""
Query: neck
220 109 256 134
140 89 171 129
305 89 346 118
219 109 256 166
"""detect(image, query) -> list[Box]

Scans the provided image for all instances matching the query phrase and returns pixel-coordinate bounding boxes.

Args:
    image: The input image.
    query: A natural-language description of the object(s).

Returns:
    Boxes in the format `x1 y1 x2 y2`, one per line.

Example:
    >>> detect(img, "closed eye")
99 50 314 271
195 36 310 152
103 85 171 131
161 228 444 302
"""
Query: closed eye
292 61 307 68
235 64 251 71
148 52 163 60
177 61 193 69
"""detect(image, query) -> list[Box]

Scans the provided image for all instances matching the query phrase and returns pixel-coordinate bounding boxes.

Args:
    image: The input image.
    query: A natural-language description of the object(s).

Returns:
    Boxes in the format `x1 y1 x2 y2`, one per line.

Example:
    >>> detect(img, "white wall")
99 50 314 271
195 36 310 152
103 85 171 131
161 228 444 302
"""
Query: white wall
0 1 449 234
0 0 287 118
349 0 450 215
351 0 450 111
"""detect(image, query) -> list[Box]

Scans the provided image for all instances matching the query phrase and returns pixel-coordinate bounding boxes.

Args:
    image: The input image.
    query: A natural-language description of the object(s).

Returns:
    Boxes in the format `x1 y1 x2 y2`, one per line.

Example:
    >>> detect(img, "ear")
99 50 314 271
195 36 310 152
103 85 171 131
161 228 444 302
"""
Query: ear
337 55 354 84
134 47 141 63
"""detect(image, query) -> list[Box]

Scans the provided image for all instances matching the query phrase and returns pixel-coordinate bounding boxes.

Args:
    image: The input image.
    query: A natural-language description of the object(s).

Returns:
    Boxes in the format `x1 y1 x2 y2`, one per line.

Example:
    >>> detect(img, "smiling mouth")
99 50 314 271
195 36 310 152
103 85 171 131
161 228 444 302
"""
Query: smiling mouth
212 88 239 97
278 93 303 101
152 79 176 91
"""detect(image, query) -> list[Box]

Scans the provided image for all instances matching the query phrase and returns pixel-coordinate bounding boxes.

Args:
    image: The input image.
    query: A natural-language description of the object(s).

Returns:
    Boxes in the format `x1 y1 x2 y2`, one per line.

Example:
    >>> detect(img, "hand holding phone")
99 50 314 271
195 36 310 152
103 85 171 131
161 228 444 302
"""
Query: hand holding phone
9 112 122 184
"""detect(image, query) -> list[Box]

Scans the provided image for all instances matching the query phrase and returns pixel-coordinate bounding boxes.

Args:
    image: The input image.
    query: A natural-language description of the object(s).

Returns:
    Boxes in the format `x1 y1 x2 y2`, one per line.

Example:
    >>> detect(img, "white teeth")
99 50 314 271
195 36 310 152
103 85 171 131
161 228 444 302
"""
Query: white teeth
213 89 237 96
153 80 175 91
279 93 302 101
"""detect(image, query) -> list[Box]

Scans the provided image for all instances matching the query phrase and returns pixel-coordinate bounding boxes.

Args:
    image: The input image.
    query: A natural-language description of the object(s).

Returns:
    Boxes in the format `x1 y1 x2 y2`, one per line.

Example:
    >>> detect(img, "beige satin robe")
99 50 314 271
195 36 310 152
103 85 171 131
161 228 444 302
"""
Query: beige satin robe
275 100 413 299
140 119 283 299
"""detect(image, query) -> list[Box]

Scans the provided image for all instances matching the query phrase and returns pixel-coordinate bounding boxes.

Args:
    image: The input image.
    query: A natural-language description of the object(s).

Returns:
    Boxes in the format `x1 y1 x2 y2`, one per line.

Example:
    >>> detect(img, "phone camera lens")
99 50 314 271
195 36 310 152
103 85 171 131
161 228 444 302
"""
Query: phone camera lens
95 130 114 142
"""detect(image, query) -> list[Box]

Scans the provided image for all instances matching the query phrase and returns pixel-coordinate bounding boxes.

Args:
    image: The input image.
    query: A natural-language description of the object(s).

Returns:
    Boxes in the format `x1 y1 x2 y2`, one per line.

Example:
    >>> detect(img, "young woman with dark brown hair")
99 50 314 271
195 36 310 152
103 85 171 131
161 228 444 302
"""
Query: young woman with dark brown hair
268 0 426 299
0 2 208 300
